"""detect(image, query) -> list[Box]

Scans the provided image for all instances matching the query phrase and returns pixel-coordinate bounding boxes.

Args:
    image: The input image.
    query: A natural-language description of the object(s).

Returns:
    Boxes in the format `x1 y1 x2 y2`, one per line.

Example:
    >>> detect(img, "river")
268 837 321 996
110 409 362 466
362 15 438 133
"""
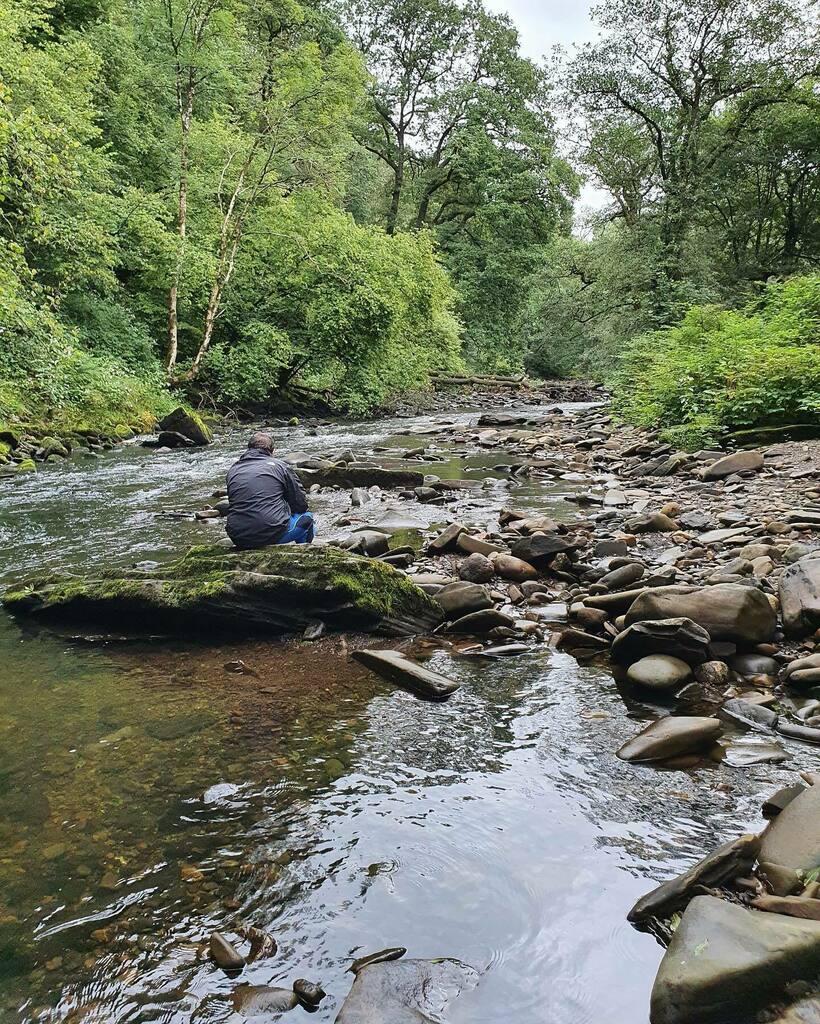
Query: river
0 406 803 1023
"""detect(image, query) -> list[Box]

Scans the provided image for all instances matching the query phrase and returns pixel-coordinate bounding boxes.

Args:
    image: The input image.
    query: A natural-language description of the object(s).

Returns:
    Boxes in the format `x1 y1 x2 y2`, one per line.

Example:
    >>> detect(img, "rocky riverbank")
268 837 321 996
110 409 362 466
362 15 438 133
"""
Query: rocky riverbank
282 400 820 1022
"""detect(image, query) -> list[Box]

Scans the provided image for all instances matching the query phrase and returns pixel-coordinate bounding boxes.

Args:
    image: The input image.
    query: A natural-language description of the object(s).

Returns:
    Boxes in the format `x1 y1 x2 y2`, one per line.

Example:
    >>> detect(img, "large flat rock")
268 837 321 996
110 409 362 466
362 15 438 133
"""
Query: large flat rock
617 716 723 762
3 545 443 638
760 782 820 894
651 896 820 1024
629 835 760 923
624 583 776 644
335 958 478 1023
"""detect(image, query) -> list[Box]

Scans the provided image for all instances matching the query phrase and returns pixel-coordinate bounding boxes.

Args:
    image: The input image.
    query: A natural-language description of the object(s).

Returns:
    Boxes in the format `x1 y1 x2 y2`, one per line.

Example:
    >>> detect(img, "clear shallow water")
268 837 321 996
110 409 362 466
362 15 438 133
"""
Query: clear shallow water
0 407 808 1023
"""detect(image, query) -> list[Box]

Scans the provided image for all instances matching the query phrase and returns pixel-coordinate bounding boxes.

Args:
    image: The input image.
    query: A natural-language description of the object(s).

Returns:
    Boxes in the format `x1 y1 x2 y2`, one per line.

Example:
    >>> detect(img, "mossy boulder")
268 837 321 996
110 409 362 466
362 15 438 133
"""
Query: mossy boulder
157 407 212 446
3 544 442 637
0 459 36 478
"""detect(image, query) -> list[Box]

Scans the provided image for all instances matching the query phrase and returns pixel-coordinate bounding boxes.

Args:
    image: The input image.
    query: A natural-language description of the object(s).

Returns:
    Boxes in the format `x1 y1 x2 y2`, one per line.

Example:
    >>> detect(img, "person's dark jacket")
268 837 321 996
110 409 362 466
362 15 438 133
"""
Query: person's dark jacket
225 449 309 549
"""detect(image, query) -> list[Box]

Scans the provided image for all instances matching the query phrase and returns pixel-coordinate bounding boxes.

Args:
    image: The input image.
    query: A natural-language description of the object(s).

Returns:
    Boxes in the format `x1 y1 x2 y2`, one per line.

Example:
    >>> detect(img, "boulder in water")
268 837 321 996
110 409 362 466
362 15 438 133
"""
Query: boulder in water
617 716 723 762
157 407 212 446
3 545 442 638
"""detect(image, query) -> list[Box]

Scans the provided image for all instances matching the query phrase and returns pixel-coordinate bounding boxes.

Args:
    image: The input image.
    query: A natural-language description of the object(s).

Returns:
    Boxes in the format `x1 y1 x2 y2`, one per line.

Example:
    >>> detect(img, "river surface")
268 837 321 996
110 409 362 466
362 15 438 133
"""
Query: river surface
0 407 805 1023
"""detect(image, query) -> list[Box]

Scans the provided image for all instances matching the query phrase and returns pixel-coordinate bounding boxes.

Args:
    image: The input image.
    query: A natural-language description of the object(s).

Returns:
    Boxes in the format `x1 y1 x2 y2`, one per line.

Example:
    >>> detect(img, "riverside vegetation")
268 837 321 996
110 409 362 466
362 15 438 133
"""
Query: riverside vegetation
1 0 819 461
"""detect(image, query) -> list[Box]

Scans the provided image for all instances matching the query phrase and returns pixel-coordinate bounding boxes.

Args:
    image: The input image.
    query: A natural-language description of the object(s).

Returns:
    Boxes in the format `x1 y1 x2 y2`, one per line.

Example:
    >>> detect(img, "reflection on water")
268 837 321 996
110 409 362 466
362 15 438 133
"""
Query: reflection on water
0 407 808 1023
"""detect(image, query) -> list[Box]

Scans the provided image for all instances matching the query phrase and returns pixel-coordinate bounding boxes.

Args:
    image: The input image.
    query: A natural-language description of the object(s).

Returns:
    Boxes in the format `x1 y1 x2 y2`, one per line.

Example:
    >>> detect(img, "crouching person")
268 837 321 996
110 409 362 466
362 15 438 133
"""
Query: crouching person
225 432 315 550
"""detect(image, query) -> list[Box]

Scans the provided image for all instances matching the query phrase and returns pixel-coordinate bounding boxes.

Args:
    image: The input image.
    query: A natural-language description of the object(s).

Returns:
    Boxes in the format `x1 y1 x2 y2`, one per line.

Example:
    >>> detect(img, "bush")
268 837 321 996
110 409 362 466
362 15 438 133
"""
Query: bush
0 244 173 434
611 274 820 445
222 198 464 414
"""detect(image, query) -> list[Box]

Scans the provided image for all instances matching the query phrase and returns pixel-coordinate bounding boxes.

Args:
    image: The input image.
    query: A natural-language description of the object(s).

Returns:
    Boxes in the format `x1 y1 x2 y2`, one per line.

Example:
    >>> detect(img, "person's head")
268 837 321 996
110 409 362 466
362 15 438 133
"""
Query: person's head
248 431 274 455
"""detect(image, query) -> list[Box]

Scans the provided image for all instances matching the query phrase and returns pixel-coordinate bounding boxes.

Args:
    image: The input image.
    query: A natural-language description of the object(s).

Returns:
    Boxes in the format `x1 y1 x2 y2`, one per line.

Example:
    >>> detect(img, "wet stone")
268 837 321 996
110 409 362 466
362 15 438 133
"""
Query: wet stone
626 655 692 691
209 931 246 971
231 985 299 1016
617 716 723 763
336 958 479 1024
146 711 218 741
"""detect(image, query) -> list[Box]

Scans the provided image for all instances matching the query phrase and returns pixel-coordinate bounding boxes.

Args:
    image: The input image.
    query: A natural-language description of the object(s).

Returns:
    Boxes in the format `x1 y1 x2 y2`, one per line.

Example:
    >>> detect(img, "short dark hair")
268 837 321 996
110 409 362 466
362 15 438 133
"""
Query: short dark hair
248 431 274 453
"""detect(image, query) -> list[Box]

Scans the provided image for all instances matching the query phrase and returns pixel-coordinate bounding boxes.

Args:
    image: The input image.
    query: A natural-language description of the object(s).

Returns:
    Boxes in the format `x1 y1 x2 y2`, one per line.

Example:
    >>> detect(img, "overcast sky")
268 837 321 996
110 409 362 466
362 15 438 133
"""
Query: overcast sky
484 0 598 58
484 0 607 214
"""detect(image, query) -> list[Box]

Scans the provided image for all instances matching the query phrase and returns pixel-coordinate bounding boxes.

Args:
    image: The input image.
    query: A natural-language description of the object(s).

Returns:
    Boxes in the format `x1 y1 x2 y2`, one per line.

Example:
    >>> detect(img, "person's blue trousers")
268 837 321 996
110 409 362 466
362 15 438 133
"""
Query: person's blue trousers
276 511 315 545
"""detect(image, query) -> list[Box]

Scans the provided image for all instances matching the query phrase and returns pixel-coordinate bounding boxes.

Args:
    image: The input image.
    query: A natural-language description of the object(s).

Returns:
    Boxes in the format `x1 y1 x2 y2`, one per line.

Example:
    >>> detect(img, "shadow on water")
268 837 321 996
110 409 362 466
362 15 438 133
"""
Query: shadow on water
0 406 810 1023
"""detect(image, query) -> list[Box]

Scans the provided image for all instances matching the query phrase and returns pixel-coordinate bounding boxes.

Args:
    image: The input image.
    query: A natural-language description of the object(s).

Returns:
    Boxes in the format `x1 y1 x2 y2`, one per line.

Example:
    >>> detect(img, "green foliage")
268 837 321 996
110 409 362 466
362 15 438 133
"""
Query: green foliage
611 275 820 446
206 196 462 412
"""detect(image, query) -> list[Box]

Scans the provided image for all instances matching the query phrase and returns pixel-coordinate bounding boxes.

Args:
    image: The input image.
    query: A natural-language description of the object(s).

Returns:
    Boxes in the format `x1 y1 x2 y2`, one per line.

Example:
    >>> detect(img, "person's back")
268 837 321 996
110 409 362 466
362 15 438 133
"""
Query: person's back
226 433 314 550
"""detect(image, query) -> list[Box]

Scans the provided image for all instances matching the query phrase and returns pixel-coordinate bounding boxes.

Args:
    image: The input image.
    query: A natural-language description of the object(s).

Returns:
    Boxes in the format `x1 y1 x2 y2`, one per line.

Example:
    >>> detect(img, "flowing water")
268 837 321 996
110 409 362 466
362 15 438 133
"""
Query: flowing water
0 408 809 1023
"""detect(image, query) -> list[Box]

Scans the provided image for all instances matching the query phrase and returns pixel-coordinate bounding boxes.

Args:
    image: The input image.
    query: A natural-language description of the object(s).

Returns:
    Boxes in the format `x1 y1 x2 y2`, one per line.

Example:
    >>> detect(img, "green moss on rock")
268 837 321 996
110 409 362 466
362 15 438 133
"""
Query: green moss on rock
3 544 442 637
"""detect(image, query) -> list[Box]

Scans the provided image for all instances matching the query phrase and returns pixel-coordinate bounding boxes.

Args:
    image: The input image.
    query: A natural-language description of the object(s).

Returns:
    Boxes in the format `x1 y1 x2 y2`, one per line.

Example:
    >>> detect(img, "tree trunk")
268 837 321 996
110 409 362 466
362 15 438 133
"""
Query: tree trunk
166 85 194 371
386 145 404 235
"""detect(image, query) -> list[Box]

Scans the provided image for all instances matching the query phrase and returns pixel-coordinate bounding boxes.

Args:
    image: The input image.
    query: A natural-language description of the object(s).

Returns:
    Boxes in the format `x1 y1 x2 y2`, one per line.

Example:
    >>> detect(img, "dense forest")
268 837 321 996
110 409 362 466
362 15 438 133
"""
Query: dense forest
0 0 818 442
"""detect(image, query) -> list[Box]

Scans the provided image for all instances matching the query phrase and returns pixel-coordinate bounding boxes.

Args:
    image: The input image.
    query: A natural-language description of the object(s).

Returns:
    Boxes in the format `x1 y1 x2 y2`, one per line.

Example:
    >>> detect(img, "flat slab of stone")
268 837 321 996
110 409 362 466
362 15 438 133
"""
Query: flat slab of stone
353 649 460 701
3 545 443 638
335 958 479 1024
650 895 820 1024
624 583 775 644
446 609 514 634
629 835 760 923
617 716 723 763
759 782 820 894
611 618 711 666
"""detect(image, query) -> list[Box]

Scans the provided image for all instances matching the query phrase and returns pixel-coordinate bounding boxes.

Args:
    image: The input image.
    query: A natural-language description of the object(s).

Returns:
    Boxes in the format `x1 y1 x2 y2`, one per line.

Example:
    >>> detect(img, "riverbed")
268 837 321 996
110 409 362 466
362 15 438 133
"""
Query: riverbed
0 407 805 1023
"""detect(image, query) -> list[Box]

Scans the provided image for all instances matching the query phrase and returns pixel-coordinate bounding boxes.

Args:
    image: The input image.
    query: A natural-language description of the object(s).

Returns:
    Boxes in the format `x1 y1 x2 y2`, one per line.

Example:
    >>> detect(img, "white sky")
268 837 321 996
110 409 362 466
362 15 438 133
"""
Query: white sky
484 0 609 214
484 0 598 58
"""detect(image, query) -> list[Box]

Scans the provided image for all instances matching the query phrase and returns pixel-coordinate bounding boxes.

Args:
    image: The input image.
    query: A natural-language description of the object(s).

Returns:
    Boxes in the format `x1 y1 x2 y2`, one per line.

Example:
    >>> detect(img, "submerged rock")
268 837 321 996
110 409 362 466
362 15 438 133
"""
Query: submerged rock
293 979 326 1006
232 985 299 1016
3 545 442 638
650 895 820 1024
209 931 246 971
353 649 460 701
335 957 479 1024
